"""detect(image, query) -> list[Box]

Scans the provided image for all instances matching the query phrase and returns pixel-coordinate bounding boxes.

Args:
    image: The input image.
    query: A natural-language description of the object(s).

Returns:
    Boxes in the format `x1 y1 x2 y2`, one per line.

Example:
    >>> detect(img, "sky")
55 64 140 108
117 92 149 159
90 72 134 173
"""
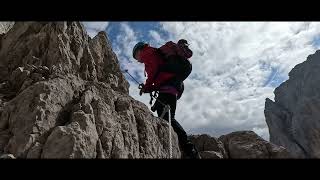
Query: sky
83 22 320 140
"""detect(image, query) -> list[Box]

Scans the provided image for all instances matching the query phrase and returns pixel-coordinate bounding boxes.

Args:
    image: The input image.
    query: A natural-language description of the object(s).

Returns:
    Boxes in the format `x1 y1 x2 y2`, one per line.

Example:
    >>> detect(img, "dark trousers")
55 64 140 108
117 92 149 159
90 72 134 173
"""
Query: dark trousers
153 92 188 150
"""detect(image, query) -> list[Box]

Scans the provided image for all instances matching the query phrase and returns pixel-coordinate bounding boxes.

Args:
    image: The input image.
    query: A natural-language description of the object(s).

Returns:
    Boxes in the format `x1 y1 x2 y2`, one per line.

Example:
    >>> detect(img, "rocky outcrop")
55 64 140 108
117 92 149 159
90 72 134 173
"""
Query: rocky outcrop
265 50 320 158
189 134 227 159
0 153 16 159
190 131 290 159
0 22 181 158
0 22 14 34
219 131 291 158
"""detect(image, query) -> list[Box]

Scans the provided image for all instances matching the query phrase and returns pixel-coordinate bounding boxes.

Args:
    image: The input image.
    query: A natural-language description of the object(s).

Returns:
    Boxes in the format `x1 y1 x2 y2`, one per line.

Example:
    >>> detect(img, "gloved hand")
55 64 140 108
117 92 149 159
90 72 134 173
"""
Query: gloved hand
138 83 144 90
139 83 145 96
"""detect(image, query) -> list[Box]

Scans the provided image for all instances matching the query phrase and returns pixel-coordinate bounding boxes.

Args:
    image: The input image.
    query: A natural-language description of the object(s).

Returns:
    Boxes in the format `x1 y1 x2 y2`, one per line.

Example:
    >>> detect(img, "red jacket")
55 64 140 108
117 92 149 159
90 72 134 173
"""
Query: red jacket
140 45 175 92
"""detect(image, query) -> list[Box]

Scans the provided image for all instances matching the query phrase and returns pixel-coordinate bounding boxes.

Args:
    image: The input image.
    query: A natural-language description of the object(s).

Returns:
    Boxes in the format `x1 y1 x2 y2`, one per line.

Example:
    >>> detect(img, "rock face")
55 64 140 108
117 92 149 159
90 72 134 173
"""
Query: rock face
0 22 181 158
265 50 320 158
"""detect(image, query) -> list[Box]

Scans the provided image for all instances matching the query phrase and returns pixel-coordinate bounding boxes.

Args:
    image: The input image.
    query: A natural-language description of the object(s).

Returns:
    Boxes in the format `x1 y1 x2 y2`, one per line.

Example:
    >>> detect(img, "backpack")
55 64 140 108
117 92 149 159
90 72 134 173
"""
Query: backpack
157 40 193 82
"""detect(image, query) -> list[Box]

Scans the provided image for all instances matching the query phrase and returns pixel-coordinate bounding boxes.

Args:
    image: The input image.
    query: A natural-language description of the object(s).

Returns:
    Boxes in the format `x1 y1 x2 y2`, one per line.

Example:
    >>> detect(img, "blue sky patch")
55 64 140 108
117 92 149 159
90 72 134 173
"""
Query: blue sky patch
263 67 288 87
312 35 320 49
106 22 169 49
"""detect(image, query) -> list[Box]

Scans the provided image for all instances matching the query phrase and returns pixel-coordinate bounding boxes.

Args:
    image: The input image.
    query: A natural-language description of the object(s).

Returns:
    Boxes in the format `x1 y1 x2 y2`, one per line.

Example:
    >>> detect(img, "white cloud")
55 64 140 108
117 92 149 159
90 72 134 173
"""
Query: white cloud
148 30 166 46
156 22 320 140
113 23 143 81
83 22 109 38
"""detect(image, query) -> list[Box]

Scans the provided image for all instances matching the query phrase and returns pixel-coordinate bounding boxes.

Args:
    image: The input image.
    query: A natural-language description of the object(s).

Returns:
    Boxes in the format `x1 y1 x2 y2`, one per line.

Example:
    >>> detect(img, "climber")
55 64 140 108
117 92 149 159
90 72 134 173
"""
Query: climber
132 40 200 159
